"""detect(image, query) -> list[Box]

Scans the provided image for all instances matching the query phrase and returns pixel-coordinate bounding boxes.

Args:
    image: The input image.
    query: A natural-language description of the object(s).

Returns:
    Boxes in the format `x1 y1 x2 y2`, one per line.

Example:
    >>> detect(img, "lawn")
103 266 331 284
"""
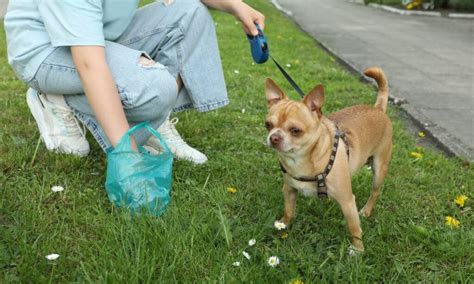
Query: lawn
1 0 473 282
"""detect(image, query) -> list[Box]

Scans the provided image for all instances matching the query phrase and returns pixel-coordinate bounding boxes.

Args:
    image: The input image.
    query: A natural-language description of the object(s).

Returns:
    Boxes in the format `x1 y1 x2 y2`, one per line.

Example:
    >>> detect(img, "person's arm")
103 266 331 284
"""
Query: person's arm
71 46 131 148
201 0 265 36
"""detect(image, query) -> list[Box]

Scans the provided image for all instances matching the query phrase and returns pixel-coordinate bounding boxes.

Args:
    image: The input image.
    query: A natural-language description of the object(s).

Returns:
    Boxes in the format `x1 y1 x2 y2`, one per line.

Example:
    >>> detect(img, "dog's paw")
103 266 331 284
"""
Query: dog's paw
359 207 372 218
348 244 364 257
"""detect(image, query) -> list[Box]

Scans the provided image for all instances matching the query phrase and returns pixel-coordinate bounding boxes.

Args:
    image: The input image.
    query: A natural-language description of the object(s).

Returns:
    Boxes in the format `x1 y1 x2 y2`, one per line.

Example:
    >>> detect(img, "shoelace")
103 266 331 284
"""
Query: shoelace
52 108 86 138
161 117 186 145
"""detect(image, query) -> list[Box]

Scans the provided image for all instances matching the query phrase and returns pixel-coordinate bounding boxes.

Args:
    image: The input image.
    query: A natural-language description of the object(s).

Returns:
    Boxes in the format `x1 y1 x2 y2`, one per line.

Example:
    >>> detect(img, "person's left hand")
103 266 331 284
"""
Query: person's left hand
231 2 265 36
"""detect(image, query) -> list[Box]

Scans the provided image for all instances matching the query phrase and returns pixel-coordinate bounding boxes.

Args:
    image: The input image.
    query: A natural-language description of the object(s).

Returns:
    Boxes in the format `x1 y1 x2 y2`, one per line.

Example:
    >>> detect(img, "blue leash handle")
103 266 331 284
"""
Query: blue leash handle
247 24 269 64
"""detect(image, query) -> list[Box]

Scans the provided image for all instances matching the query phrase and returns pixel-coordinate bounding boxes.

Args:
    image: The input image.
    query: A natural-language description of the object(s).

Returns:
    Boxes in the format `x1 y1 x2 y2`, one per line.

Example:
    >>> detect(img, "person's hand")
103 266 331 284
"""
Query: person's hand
231 2 265 36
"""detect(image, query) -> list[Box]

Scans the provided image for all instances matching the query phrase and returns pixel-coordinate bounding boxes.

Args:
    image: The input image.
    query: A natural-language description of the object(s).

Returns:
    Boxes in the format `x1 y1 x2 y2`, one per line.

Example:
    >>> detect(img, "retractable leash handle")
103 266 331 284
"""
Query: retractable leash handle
247 24 269 64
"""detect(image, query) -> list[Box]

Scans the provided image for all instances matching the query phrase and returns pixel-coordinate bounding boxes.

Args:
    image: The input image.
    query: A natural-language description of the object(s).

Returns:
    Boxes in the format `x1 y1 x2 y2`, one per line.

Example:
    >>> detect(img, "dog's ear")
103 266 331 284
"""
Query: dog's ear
303 84 324 119
265 78 286 108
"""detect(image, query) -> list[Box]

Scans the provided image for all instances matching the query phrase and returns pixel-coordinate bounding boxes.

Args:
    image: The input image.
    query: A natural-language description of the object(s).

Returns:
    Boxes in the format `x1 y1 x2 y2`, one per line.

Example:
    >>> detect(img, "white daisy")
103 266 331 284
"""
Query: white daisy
274 220 287 231
242 251 251 260
234 70 240 74
51 186 64 192
241 108 246 114
267 256 280 267
46 254 60 260
248 239 256 246
286 63 291 68
232 261 241 267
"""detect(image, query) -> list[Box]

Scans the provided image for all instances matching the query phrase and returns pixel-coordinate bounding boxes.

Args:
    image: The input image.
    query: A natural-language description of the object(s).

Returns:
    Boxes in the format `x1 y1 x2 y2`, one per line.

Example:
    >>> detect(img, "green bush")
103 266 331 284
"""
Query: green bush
434 0 450 8
449 0 474 10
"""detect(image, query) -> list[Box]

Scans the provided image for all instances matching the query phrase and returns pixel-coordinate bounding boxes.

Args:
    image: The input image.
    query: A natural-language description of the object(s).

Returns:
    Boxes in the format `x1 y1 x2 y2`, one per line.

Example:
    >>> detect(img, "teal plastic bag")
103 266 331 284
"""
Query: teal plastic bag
105 122 173 216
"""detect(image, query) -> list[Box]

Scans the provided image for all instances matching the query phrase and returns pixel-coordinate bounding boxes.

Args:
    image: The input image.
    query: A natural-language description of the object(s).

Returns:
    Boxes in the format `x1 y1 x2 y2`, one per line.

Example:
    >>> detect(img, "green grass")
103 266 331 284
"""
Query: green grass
1 0 473 282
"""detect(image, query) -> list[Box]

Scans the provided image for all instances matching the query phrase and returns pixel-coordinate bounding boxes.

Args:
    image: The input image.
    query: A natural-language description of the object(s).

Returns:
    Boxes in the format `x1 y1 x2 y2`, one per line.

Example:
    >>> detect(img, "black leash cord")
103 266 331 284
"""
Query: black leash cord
270 56 305 98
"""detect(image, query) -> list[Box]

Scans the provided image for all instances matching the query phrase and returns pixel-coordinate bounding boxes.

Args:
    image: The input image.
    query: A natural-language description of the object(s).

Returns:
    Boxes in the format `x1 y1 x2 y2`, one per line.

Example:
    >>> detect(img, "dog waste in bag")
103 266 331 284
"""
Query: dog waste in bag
105 122 173 216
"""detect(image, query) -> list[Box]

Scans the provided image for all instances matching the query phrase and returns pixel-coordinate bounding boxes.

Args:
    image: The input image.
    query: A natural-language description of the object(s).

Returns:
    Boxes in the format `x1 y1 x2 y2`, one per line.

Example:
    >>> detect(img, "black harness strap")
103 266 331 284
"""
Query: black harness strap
280 126 350 199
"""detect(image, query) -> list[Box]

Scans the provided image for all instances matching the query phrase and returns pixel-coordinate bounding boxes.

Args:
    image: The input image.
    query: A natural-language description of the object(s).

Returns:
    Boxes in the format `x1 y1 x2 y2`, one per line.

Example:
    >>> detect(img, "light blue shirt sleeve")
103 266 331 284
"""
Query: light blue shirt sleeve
38 0 106 47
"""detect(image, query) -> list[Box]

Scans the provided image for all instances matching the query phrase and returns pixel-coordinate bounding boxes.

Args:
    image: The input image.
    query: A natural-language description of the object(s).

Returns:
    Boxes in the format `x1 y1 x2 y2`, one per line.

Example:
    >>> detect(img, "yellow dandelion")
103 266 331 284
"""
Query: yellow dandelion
445 216 460 228
454 195 468 208
227 187 237 194
418 131 426 138
410 151 423 159
281 232 289 240
289 280 304 284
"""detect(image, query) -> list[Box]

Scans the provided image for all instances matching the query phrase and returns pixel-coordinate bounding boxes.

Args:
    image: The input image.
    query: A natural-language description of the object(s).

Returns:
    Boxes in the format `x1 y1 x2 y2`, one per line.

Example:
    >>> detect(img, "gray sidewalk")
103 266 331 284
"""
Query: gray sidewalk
0 0 6 18
275 0 473 160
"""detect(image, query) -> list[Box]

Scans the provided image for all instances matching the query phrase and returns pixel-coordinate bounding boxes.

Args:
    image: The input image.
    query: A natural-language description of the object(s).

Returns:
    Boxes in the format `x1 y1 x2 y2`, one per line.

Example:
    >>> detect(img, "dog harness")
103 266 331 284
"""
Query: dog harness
280 126 350 199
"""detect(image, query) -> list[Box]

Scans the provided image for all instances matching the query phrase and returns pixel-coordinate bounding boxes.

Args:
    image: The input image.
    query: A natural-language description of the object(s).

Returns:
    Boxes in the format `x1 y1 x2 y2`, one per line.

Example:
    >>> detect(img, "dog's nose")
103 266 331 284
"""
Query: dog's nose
270 134 282 146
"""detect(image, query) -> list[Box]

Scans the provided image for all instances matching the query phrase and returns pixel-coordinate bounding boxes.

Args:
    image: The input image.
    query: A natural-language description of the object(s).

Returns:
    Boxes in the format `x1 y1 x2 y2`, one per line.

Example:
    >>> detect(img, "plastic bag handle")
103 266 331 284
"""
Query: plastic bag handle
124 121 171 153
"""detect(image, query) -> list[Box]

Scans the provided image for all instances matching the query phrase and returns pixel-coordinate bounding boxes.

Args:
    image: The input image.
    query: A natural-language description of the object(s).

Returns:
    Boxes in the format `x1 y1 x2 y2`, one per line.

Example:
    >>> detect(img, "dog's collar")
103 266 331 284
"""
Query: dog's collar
280 126 349 199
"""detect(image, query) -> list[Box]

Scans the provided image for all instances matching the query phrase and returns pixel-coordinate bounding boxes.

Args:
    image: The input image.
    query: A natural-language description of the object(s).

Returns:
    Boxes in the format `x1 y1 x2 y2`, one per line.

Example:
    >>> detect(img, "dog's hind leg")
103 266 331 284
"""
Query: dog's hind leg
360 143 392 217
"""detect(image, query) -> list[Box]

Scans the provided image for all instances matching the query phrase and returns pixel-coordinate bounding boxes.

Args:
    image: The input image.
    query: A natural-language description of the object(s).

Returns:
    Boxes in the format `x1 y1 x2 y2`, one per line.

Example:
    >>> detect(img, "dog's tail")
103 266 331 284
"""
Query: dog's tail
364 67 388 113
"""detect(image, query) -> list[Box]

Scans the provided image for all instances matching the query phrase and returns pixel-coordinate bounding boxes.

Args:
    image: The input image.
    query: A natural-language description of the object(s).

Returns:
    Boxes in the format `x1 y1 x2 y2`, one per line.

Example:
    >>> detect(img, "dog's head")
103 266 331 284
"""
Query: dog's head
264 78 325 154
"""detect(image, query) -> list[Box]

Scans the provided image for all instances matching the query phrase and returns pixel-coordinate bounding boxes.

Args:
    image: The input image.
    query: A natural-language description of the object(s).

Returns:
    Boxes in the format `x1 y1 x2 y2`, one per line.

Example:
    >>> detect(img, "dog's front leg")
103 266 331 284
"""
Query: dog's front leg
339 194 364 252
280 182 298 225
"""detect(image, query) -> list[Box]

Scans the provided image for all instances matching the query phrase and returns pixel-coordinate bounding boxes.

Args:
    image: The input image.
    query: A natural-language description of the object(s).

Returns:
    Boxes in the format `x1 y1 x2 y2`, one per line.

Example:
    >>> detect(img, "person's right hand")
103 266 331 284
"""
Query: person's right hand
231 2 266 36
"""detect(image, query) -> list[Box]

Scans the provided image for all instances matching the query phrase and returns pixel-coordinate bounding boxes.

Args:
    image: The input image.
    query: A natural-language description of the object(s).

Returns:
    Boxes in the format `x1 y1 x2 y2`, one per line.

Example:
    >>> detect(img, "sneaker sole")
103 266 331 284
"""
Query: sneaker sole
175 151 208 164
145 137 208 164
26 89 57 151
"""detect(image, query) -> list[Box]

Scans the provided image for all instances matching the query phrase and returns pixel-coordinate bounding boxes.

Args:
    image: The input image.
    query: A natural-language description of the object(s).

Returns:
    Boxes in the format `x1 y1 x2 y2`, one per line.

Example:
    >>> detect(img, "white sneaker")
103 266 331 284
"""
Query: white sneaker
145 116 208 164
26 88 90 157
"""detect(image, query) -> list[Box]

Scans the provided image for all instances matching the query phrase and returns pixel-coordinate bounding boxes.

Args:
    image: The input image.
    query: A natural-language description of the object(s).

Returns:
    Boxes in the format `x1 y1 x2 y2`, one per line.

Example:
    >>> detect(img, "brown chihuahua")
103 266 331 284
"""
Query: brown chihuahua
265 67 392 252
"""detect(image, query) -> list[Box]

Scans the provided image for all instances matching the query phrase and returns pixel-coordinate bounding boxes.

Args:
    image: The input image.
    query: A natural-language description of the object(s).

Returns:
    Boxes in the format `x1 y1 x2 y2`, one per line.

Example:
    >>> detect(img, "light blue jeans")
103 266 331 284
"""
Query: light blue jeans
28 0 228 151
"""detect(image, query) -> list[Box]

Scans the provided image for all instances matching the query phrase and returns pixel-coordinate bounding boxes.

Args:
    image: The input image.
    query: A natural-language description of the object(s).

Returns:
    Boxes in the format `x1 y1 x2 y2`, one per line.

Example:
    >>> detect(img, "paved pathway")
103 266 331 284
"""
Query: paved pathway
275 0 474 160
0 0 7 18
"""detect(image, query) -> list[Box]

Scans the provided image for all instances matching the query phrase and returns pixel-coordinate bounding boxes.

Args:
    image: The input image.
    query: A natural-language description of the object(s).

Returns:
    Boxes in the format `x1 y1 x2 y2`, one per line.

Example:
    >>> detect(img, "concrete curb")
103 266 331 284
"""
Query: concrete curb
270 0 293 16
368 3 474 19
369 3 440 16
271 0 473 161
449 12 474 19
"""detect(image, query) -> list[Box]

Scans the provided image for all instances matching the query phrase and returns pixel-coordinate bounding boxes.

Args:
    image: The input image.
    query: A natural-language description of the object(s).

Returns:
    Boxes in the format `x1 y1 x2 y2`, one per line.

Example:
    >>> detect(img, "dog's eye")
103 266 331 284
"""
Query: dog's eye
290 127 302 136
265 121 273 130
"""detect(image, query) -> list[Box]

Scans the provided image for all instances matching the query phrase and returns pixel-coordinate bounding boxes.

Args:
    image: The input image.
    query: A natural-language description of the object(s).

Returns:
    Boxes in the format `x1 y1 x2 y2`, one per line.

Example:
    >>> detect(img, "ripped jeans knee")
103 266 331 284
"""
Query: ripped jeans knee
138 53 166 69
139 53 182 91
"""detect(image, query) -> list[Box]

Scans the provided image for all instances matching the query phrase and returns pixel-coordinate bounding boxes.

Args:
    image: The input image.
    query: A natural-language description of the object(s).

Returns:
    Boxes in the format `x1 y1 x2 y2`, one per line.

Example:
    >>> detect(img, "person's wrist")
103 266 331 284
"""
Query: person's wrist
228 0 245 16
